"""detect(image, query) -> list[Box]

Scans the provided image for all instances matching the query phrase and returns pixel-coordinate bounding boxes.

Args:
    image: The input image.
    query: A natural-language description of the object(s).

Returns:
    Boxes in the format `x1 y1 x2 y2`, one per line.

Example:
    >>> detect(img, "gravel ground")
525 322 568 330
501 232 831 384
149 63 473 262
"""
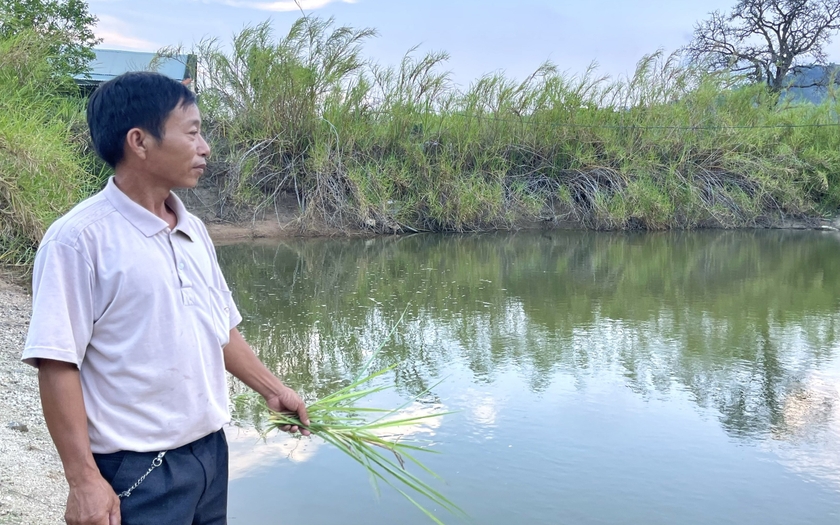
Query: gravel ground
0 278 66 525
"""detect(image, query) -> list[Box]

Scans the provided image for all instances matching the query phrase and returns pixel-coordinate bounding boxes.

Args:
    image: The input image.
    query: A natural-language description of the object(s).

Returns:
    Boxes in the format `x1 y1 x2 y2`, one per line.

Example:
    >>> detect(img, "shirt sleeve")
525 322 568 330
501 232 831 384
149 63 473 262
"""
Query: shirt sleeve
22 240 95 368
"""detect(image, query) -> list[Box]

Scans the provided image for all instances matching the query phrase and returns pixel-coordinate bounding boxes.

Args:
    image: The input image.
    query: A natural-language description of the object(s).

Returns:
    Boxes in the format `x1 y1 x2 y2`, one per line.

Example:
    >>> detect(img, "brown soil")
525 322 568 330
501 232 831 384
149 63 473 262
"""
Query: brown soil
204 219 351 245
175 182 381 245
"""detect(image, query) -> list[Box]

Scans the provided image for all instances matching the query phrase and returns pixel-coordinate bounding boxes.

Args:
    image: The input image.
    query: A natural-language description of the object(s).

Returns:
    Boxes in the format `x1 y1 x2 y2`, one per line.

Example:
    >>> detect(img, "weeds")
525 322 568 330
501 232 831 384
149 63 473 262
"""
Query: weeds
194 19 839 232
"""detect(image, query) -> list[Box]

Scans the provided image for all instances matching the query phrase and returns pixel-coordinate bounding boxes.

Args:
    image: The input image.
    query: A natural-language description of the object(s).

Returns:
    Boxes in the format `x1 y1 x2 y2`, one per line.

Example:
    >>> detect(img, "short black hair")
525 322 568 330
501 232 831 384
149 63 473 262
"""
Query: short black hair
86 71 196 167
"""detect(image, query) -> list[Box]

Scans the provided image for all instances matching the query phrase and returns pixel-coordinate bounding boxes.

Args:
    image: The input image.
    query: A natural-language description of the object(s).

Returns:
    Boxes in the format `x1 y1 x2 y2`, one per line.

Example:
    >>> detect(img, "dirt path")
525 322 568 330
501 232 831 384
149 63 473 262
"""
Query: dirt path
0 279 66 524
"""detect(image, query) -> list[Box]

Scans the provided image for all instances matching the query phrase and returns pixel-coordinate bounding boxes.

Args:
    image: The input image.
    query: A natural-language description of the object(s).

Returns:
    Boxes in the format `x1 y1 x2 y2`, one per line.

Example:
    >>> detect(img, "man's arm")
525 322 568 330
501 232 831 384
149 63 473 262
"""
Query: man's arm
223 328 311 435
39 359 120 525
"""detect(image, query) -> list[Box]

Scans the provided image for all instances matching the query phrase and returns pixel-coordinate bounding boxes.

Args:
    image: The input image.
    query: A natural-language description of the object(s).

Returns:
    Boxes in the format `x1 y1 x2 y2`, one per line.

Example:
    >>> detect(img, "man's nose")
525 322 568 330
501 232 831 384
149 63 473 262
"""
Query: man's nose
198 134 210 158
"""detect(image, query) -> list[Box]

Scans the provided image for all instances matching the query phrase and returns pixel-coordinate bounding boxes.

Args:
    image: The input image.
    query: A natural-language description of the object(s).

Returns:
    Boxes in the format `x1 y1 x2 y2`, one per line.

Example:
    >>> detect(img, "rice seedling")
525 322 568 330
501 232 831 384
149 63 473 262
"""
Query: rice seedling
258 319 464 524
266 369 462 524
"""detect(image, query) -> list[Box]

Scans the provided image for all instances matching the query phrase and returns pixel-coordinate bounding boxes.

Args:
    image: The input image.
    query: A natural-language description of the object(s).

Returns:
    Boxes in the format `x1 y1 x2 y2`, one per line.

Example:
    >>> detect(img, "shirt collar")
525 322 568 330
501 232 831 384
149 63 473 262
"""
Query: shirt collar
103 177 195 241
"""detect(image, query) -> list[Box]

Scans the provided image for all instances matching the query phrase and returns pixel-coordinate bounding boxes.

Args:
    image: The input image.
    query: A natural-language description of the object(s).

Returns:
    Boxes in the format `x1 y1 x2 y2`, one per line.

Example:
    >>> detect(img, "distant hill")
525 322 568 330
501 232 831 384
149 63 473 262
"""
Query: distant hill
781 64 840 104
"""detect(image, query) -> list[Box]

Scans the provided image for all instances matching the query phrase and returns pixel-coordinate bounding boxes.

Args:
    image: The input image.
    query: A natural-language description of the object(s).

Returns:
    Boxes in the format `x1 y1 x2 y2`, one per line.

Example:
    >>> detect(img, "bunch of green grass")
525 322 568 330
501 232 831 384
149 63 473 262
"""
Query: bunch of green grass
260 321 463 524
267 367 461 524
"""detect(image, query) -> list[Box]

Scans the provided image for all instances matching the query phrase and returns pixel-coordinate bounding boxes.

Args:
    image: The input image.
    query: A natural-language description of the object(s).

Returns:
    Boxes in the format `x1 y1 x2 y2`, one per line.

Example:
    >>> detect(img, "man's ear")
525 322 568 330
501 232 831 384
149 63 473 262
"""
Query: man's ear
124 127 150 161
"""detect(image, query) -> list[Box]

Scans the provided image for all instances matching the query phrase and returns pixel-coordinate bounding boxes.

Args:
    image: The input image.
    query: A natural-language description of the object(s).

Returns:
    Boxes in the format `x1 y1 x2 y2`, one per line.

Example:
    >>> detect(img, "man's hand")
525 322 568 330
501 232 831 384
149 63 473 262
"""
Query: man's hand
223 328 311 436
65 474 121 525
38 359 118 524
265 385 311 436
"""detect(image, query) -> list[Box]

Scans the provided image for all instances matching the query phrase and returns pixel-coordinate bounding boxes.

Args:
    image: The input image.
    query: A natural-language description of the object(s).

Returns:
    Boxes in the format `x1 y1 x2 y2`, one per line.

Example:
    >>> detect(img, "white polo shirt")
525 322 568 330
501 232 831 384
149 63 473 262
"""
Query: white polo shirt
23 177 242 454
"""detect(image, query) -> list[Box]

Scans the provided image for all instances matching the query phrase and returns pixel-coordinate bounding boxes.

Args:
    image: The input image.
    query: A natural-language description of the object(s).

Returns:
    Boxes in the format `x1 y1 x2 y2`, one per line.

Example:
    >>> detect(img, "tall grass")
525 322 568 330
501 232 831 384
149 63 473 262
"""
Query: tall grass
0 31 93 268
196 17 840 232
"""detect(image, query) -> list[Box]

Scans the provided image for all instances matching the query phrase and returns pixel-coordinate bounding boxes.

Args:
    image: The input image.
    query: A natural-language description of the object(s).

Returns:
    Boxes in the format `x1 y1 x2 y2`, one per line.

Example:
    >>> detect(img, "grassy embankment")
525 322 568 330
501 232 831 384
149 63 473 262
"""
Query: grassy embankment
2 16 840 268
195 18 840 234
0 32 101 268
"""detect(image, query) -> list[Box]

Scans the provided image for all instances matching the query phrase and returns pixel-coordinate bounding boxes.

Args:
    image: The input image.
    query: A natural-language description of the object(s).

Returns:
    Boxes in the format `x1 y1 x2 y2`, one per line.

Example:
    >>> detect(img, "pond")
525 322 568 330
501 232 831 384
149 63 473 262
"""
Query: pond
218 230 840 525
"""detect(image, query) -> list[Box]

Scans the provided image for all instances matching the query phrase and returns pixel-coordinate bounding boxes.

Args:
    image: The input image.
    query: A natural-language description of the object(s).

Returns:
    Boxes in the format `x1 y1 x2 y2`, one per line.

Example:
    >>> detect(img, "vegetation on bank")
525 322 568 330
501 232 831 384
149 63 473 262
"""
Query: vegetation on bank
194 18 840 234
0 31 97 267
2 15 840 267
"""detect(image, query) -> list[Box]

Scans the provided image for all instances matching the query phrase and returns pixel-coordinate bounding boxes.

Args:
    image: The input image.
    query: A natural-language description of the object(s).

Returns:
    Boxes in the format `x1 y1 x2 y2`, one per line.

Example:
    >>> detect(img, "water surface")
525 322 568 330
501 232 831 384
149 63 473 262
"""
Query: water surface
218 230 840 525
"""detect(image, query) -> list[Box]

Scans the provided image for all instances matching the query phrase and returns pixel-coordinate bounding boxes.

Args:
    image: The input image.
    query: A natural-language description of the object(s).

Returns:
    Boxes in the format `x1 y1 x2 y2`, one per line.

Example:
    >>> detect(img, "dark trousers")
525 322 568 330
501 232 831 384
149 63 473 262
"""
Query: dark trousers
93 429 229 525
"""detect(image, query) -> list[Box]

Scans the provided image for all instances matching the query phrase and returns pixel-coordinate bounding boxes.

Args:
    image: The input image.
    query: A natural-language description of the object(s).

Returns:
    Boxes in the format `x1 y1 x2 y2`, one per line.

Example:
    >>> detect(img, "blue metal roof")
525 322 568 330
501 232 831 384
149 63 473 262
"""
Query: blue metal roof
74 49 193 84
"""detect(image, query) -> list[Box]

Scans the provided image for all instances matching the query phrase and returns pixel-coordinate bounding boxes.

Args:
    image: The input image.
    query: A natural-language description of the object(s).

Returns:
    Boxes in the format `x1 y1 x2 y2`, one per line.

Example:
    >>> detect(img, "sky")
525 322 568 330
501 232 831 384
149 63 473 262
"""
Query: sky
88 0 840 88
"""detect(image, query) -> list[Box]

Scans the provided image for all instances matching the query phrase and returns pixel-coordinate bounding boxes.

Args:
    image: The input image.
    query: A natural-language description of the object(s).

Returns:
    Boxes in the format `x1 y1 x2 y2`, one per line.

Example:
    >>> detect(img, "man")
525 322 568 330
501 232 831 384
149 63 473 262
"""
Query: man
22 71 309 525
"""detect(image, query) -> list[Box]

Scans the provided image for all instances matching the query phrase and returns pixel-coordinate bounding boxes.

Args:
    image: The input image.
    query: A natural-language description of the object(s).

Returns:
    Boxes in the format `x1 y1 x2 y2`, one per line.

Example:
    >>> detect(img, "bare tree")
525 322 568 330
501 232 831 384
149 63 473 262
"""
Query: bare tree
685 0 840 91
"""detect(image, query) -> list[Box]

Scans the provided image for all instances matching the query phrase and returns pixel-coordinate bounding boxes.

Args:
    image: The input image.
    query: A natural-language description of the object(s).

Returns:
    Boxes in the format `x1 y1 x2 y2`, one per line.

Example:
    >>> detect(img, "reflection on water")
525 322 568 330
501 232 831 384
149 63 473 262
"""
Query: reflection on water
220 230 840 524
225 426 320 480
221 230 840 440
766 366 840 493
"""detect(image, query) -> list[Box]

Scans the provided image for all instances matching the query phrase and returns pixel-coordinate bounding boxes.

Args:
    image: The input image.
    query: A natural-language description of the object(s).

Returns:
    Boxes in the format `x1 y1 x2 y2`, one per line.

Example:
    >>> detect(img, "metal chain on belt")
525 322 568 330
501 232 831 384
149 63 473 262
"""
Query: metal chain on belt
117 451 166 499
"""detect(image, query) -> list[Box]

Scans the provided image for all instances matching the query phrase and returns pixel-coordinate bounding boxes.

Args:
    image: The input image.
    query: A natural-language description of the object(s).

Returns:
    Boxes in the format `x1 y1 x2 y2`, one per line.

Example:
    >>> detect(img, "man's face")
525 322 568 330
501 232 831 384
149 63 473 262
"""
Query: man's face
144 102 210 189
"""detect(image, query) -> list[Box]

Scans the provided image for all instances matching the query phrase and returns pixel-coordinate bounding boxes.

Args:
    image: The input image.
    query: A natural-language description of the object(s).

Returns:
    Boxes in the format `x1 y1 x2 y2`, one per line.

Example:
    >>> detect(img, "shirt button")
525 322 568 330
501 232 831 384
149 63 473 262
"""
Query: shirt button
178 262 185 270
